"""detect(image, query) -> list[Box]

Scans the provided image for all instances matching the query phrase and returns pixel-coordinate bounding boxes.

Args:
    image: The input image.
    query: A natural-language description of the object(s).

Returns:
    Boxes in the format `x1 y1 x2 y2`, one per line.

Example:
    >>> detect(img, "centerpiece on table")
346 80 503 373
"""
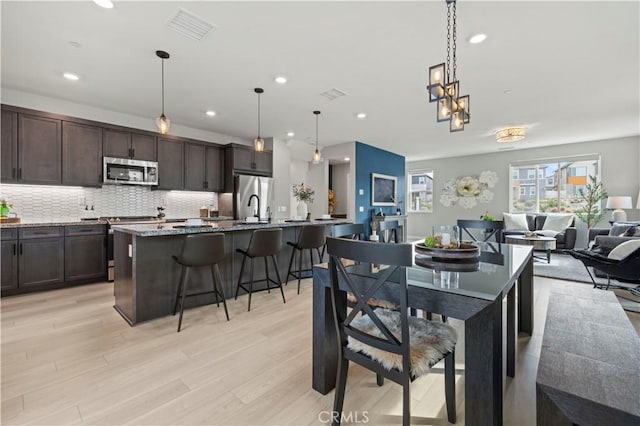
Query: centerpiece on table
292 183 314 219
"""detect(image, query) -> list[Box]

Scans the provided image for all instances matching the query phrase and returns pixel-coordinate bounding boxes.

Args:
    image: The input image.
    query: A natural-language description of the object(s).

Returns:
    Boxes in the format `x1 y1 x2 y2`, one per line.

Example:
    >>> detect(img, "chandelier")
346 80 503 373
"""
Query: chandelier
496 127 526 143
427 0 470 132
155 50 170 134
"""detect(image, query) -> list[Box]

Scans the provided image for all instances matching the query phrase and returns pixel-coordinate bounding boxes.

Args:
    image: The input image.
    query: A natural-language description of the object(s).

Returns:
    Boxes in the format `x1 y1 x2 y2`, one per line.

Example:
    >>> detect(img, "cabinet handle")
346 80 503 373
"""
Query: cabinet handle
131 148 135 158
127 148 132 158
13 243 16 256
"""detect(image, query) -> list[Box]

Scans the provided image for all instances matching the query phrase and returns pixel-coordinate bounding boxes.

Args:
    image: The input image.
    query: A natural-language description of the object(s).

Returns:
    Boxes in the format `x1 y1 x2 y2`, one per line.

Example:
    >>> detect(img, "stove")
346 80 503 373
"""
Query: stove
104 216 165 281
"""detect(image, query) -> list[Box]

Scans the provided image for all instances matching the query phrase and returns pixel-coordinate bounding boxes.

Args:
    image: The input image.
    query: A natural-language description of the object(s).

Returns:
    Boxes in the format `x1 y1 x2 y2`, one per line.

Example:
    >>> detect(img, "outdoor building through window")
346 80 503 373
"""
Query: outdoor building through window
407 170 434 212
509 155 601 213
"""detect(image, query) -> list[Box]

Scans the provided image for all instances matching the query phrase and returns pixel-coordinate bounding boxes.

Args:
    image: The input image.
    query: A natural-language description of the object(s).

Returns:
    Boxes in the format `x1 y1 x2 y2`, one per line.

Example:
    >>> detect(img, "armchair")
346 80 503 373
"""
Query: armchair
568 245 640 289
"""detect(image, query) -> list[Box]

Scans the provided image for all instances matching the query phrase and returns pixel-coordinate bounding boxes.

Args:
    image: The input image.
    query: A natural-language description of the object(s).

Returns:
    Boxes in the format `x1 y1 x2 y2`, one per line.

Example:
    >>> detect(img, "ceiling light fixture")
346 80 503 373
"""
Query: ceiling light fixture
274 76 287 84
287 132 295 137
254 88 264 152
468 33 487 44
93 0 113 9
356 113 367 119
427 0 470 132
205 110 216 117
63 72 79 81
312 110 322 164
155 50 170 134
496 127 526 143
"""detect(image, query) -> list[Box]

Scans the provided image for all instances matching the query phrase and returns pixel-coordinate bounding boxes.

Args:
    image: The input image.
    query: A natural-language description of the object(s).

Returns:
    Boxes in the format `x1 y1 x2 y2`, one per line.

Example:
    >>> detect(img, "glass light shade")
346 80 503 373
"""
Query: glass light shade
427 63 446 102
437 95 452 122
156 114 170 134
457 95 470 123
254 137 264 152
605 196 632 210
312 149 321 164
496 127 525 143
450 111 465 132
445 81 459 99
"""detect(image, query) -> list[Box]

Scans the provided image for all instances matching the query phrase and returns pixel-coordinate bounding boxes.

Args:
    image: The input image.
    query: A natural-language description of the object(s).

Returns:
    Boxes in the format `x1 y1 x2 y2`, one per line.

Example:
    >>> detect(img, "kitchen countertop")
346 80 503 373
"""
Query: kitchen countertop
0 219 107 228
111 218 350 237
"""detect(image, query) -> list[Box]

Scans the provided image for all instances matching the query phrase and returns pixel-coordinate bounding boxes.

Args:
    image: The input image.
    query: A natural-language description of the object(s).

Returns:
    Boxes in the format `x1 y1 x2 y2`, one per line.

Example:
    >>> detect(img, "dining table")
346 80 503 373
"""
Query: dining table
311 242 534 426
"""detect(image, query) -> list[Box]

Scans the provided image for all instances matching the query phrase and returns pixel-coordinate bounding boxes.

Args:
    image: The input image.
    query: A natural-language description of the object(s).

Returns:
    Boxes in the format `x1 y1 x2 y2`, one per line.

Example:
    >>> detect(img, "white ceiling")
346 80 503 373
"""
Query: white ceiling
2 1 638 161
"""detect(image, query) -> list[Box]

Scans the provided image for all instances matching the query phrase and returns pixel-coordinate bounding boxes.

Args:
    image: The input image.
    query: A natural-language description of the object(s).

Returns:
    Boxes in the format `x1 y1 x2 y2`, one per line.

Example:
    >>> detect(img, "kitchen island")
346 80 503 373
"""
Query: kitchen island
111 219 349 325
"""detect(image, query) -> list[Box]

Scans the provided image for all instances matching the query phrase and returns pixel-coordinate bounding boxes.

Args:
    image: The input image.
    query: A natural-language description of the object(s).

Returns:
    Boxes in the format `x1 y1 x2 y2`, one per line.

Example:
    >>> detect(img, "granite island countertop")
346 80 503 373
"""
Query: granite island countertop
111 218 350 237
0 219 107 228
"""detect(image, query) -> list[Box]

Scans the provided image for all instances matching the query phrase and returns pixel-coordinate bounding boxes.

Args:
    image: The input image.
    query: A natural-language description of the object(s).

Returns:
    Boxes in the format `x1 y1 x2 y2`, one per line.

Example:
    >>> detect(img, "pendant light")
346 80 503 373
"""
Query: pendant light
254 88 264 152
155 50 170 134
312 110 322 164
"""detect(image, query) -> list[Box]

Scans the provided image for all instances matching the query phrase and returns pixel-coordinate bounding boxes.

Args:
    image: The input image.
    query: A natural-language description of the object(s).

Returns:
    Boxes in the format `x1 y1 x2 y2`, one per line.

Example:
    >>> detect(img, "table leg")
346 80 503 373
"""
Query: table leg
547 248 551 263
465 298 503 426
312 268 341 394
518 254 534 335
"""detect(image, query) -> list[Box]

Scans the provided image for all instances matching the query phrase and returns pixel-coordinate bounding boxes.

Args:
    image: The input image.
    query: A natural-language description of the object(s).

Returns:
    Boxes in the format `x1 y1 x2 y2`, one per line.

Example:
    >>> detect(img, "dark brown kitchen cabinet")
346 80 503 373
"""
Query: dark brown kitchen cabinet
65 225 106 281
1 109 18 182
103 128 156 161
1 229 18 292
18 227 65 289
62 121 103 187
224 144 272 191
18 114 62 185
157 137 184 190
184 143 223 191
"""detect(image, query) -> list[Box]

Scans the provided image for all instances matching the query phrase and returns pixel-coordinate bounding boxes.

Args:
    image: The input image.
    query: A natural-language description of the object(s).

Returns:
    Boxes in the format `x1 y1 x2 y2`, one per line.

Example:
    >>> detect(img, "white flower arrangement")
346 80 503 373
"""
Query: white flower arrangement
439 171 498 209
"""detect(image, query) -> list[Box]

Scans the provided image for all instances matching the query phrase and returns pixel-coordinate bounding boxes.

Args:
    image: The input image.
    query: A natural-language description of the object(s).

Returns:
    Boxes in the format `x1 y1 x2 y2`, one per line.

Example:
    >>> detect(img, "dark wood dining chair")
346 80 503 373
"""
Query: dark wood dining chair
326 236 457 426
378 220 400 243
332 223 364 240
457 219 504 243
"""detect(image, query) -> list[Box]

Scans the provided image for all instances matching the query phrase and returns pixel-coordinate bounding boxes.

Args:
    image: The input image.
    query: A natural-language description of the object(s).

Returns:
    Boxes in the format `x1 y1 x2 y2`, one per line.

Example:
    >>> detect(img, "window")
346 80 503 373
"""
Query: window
510 155 601 213
407 170 433 212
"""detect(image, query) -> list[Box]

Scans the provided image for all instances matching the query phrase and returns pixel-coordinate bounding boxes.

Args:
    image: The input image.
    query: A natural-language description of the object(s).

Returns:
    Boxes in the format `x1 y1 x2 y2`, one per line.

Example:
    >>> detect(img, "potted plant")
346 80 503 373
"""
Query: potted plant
292 183 314 219
575 175 608 229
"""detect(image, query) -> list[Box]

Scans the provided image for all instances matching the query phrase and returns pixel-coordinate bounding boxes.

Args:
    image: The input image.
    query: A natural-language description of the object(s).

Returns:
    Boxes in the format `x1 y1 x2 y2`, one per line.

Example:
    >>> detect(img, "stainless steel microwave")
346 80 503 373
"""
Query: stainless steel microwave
103 157 158 186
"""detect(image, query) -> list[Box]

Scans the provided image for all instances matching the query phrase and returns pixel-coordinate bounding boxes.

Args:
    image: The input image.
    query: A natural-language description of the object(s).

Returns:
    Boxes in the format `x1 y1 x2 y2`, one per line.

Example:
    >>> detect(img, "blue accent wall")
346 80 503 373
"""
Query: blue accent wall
355 142 405 236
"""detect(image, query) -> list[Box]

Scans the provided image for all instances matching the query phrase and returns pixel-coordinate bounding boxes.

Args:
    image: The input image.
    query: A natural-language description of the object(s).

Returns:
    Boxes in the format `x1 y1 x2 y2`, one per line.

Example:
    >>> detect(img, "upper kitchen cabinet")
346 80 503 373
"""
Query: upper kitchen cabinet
157 137 184 190
224 144 272 192
103 128 156 161
18 113 62 185
184 142 223 192
62 121 103 187
1 109 18 182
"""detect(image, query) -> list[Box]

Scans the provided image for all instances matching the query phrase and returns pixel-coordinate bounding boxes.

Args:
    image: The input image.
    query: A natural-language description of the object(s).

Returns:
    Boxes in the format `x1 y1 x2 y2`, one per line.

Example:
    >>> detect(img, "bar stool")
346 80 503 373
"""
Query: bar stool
285 224 326 294
172 233 229 332
235 228 286 311
378 220 400 243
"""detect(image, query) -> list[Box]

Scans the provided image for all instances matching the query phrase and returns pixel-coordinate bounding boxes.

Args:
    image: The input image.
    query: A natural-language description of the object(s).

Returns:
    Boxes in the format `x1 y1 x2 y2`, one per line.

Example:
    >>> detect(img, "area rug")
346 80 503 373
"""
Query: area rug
534 252 640 313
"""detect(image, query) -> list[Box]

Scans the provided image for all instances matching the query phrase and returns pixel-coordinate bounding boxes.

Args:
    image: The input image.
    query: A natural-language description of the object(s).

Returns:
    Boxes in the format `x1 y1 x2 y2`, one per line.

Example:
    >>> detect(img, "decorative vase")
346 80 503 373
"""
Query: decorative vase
296 201 308 219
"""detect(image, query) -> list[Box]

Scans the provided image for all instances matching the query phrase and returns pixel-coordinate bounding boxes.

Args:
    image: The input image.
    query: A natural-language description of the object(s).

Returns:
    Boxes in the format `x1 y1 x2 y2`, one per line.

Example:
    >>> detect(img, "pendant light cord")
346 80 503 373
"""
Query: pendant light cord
315 113 319 149
257 92 261 138
161 58 165 115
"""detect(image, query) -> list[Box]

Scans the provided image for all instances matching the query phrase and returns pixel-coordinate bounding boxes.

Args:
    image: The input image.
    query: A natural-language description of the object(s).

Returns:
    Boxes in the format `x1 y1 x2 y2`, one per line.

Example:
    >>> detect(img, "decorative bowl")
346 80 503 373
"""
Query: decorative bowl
414 242 480 260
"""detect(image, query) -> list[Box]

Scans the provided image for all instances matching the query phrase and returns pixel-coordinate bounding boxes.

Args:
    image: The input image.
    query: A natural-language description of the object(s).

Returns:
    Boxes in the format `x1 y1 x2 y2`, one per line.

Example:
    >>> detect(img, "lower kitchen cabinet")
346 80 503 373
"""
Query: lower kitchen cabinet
1 236 18 291
18 236 65 288
65 226 106 281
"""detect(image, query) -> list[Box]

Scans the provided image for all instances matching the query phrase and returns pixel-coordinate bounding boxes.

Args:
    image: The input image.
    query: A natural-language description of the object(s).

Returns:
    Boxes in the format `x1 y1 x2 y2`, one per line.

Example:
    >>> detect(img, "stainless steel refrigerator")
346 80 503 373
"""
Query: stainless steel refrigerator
234 174 274 220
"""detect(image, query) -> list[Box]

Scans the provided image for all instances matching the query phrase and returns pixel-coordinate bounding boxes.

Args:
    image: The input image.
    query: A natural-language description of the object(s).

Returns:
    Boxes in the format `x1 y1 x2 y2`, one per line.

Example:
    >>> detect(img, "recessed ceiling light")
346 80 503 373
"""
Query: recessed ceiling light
344 157 350 161
356 113 367 119
274 76 287 84
205 110 216 117
468 33 487 44
63 72 79 81
93 0 114 9
68 41 82 48
287 132 295 137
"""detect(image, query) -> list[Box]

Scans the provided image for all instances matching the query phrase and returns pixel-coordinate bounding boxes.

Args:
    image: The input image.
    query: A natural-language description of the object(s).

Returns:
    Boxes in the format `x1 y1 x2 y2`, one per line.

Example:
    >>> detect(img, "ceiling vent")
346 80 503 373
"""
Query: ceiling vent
320 88 348 101
168 8 216 41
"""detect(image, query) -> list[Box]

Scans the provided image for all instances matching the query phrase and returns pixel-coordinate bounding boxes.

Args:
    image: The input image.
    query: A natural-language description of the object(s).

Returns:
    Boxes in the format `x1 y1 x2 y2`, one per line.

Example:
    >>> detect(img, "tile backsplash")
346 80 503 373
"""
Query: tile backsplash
0 184 218 222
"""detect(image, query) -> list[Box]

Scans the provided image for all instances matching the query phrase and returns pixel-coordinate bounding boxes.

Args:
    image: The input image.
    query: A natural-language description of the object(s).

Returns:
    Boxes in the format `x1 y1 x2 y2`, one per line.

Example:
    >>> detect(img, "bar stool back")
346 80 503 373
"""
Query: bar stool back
172 233 229 332
235 228 286 311
286 224 326 294
378 220 400 243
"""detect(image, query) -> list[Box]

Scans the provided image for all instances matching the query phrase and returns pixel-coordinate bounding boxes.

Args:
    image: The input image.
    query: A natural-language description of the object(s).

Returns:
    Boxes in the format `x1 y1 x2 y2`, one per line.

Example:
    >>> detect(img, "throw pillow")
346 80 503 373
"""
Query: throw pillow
542 214 574 232
623 226 638 237
608 239 640 260
609 224 629 237
503 213 528 231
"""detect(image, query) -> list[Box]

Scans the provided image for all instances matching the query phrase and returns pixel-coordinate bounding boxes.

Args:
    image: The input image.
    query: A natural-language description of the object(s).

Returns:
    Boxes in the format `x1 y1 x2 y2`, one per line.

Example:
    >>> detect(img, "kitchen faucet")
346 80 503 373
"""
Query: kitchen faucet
248 194 260 219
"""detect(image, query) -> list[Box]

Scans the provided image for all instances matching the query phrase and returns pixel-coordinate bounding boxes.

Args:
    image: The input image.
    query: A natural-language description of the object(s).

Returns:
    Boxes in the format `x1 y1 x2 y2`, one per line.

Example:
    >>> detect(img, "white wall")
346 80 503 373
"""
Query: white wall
306 161 328 219
1 87 251 146
322 142 356 219
271 137 292 220
406 136 640 248
290 159 309 218
331 163 350 215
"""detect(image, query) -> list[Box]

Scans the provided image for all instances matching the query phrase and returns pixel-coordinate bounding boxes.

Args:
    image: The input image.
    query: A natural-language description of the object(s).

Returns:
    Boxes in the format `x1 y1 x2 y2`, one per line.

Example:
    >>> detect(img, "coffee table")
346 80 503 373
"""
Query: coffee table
505 235 556 263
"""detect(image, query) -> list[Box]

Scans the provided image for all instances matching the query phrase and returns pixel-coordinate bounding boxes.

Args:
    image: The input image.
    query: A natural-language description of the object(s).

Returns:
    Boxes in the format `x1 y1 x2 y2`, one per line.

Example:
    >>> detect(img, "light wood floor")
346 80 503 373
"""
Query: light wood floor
1 277 637 425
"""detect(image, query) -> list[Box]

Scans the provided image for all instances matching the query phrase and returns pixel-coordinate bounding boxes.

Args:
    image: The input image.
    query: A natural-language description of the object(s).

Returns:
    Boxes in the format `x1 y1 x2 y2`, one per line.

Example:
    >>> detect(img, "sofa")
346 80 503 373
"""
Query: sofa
501 213 577 250
589 222 640 255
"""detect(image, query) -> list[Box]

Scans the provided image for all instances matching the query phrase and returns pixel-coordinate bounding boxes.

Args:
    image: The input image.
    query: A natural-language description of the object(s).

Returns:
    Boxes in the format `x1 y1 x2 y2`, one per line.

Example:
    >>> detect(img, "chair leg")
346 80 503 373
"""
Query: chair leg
584 265 599 288
402 379 411 426
285 246 296 285
271 255 286 304
211 266 220 308
247 258 254 312
376 374 384 386
332 356 349 426
297 247 303 294
173 265 186 316
235 254 247 300
265 257 271 293
212 264 229 321
177 267 190 332
444 350 456 424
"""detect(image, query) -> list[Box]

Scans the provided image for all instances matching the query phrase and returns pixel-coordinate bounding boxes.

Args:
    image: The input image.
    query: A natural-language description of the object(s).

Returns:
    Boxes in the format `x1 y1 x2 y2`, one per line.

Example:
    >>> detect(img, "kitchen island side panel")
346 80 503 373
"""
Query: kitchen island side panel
113 231 134 324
